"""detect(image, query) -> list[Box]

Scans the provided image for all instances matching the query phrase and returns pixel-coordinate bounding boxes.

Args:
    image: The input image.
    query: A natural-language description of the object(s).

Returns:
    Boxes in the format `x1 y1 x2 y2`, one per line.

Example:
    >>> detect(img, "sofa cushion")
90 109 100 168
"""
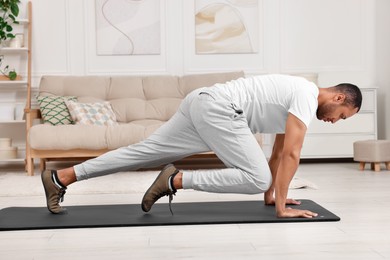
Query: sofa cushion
110 98 182 123
143 76 182 99
107 77 145 100
36 95 77 125
39 76 110 99
66 100 118 126
29 120 165 150
29 124 107 150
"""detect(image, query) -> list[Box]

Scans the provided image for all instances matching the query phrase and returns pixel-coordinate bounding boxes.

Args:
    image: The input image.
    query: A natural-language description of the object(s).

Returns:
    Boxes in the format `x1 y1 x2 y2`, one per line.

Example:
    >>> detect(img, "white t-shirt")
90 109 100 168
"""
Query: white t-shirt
205 74 319 134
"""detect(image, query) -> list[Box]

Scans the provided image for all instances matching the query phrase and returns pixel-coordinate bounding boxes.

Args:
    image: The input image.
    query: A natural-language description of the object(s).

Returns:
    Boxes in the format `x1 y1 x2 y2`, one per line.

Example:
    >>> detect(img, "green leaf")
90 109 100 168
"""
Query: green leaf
9 14 16 21
10 3 19 17
5 24 12 32
0 0 20 42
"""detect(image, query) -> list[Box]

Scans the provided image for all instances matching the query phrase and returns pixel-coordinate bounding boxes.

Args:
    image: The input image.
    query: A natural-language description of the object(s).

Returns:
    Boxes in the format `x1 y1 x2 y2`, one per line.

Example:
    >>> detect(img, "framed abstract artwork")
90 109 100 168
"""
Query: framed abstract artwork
95 0 161 55
195 0 259 54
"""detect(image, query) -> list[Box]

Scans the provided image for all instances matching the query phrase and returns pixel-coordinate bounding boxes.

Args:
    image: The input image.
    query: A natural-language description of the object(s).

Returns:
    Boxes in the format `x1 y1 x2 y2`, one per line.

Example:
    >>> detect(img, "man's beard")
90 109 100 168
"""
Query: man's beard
316 103 335 120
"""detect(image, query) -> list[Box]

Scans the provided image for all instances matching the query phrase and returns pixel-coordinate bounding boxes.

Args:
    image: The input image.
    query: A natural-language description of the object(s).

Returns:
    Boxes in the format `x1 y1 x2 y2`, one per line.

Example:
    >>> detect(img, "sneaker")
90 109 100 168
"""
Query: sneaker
41 170 67 214
141 164 179 214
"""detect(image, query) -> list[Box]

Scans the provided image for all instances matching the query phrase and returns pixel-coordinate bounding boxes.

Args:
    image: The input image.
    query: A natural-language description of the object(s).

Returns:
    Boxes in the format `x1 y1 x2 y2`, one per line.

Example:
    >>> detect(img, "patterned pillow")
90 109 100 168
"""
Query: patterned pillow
65 100 118 126
36 95 77 125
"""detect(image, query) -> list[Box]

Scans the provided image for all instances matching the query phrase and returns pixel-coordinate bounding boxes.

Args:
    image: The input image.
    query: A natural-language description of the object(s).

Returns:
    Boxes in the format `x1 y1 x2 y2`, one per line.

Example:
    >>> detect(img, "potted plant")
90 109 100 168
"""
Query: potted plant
0 0 21 46
0 55 18 80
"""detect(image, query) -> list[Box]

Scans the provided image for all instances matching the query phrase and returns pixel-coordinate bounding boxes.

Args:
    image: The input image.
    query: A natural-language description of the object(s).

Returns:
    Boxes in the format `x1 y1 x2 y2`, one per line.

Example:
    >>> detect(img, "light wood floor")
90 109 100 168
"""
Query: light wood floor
1 162 390 260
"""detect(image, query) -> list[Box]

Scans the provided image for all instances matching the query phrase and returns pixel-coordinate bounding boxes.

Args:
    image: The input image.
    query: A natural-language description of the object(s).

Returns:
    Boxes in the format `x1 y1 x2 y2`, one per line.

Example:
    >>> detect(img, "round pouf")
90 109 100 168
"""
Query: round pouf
353 140 390 172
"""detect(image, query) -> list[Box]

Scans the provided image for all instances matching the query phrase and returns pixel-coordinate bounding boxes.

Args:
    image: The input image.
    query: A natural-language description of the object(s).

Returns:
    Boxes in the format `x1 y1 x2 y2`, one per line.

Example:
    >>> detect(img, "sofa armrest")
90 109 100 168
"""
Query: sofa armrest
25 108 42 176
25 108 42 130
24 108 42 120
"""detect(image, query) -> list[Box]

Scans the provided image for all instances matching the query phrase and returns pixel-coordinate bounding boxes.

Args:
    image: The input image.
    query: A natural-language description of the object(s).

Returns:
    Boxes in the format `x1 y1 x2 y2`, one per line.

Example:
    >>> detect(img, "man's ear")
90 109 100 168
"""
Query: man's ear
333 93 346 104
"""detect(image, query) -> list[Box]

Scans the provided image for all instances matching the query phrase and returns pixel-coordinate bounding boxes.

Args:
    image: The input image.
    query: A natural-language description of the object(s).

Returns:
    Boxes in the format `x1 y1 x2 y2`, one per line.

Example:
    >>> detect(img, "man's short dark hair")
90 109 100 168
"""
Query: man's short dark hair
334 83 362 112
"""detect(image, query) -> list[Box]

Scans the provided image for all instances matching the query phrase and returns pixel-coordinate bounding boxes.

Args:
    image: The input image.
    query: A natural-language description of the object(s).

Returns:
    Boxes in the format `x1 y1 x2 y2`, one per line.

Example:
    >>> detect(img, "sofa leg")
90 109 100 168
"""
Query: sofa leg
26 157 35 176
374 162 381 172
359 162 365 171
40 159 46 173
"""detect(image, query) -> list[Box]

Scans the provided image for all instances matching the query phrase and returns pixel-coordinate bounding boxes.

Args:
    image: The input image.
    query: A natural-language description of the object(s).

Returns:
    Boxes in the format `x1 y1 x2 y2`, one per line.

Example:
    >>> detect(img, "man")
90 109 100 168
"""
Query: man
41 74 362 218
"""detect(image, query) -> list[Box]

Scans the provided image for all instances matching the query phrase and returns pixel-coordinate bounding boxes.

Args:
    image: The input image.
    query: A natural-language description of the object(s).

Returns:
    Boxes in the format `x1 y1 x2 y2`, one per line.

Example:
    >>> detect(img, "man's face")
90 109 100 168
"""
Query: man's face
316 102 359 124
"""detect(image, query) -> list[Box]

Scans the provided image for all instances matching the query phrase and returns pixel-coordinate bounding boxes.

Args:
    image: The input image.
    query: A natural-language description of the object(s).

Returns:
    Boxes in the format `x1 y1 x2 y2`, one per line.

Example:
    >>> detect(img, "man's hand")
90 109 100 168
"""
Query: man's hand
264 197 317 218
277 207 318 218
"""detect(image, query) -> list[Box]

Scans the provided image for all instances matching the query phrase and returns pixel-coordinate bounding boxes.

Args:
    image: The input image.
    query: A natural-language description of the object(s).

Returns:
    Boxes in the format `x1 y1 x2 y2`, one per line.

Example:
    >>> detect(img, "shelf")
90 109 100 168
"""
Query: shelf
0 80 28 85
0 120 25 124
17 19 29 25
0 47 29 52
0 86 27 91
0 158 24 162
0 145 26 163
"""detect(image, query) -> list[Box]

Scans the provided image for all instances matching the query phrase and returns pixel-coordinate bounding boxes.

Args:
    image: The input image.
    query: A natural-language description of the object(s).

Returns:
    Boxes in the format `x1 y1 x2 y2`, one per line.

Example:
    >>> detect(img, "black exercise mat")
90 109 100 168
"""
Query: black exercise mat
0 200 339 231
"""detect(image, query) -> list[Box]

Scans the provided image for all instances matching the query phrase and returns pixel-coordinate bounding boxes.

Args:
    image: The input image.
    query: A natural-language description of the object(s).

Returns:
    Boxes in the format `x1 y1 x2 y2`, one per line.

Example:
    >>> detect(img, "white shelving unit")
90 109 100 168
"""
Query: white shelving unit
0 2 32 165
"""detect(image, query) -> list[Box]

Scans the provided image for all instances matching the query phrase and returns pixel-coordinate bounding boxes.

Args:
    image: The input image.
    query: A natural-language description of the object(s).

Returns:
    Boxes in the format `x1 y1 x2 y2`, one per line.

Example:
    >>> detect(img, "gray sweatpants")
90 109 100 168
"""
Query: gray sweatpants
74 89 272 194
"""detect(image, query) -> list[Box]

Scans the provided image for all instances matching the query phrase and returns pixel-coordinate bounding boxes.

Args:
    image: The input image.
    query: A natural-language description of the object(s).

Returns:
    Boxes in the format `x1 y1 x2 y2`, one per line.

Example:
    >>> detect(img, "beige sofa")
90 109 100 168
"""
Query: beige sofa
25 71 257 175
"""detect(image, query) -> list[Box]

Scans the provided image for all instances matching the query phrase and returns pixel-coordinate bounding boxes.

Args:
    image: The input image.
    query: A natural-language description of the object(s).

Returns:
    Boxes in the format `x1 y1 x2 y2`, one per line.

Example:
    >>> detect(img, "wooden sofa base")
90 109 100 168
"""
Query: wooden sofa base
26 149 223 176
26 148 109 176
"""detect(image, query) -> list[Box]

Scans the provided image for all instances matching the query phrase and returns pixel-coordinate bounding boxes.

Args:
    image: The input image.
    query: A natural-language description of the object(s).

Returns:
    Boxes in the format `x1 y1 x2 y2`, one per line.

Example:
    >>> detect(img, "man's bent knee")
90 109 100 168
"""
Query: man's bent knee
245 171 272 194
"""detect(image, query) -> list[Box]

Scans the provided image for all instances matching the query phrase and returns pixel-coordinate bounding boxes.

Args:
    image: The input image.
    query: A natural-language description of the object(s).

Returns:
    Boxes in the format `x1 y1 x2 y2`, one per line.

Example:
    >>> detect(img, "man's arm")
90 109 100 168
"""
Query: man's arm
264 134 284 204
274 113 318 218
264 134 301 206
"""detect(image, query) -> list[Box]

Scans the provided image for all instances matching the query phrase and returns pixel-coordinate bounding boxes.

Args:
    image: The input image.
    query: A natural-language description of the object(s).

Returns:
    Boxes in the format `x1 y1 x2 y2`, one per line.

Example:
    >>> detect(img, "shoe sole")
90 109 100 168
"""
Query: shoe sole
141 164 174 212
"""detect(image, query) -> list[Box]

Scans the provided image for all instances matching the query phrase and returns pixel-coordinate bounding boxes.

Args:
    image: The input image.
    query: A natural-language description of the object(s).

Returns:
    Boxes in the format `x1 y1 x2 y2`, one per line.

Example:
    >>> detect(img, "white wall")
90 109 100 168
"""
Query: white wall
376 0 390 139
2 0 388 157
29 0 377 86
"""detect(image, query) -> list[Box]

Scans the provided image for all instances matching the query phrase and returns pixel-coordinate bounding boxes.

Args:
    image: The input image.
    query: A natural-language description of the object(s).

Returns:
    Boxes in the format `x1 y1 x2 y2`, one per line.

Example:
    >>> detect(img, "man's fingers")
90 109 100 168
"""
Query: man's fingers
291 199 301 205
286 198 301 205
280 208 318 218
302 210 318 218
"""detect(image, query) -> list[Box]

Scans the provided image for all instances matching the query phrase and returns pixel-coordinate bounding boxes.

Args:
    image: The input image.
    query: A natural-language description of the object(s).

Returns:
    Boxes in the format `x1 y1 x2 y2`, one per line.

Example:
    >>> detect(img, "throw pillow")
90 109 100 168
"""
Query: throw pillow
36 95 77 125
65 100 118 126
